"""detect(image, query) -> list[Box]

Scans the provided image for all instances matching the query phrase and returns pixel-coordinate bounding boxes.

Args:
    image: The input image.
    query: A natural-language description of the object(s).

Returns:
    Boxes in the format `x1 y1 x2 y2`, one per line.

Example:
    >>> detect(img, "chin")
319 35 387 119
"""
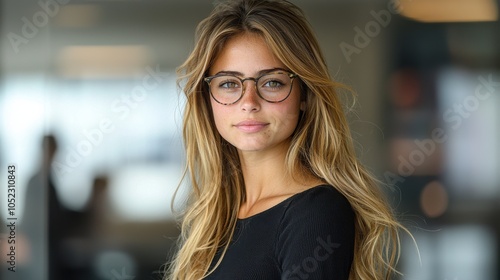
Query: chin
234 144 267 152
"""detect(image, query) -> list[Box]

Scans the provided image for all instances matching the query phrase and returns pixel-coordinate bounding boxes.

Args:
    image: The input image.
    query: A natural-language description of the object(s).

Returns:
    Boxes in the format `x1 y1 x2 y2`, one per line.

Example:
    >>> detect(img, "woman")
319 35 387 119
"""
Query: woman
167 0 408 279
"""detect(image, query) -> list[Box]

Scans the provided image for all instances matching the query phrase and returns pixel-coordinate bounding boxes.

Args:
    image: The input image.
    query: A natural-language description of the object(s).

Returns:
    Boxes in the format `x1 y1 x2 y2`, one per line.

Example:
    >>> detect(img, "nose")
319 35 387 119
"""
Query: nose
239 80 261 112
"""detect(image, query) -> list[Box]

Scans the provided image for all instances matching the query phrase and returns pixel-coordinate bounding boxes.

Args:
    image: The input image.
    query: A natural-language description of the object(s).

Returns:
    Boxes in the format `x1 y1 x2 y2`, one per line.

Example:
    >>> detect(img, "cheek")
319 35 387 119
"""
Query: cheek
285 99 303 132
210 101 229 134
283 93 302 123
272 102 302 133
284 108 301 129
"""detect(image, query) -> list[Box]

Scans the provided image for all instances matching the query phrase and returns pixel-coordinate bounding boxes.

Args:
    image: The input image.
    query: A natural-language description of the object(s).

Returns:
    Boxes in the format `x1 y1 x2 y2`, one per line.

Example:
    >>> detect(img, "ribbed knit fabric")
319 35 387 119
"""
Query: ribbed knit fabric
205 185 354 280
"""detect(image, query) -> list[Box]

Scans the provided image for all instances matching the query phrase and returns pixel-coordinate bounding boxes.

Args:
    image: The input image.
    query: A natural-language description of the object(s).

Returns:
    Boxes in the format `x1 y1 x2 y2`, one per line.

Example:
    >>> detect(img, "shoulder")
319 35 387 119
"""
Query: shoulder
277 184 355 240
283 185 354 219
275 185 355 278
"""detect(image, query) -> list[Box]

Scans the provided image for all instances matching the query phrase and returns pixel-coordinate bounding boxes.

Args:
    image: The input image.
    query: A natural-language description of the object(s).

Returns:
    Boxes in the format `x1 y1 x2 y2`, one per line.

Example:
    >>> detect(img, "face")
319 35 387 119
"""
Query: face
208 33 304 154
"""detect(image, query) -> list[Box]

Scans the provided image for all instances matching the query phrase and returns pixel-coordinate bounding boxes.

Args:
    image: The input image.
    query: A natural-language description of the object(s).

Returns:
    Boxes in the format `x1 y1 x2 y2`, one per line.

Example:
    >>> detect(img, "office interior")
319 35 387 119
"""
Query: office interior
1 0 499 279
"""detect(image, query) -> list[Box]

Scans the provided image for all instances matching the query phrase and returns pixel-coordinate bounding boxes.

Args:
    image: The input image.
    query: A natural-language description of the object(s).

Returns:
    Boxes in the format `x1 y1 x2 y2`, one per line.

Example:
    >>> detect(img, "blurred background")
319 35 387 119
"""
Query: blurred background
0 0 499 279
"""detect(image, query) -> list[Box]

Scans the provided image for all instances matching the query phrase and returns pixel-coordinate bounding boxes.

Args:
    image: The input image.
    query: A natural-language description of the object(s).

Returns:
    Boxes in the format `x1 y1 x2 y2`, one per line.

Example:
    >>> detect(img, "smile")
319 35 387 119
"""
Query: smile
234 120 269 133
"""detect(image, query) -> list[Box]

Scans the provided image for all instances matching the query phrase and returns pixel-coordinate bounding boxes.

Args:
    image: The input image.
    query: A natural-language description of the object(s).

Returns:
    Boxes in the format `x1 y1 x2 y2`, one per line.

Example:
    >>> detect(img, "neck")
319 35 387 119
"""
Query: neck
236 141 323 219
238 139 319 206
239 143 290 204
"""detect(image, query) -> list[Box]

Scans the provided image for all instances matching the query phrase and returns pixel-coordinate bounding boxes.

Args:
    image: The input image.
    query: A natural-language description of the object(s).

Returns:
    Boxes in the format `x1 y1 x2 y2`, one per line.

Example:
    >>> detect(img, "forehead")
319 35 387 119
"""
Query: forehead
209 32 286 76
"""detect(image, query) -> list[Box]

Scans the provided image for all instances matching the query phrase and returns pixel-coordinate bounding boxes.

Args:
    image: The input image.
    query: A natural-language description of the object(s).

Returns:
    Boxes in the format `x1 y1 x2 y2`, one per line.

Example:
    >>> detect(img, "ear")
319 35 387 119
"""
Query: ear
300 101 306 111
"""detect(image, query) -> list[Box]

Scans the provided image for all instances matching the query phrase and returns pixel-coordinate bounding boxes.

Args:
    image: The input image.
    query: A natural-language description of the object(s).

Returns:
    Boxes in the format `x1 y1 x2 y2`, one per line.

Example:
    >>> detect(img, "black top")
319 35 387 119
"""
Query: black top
205 185 355 280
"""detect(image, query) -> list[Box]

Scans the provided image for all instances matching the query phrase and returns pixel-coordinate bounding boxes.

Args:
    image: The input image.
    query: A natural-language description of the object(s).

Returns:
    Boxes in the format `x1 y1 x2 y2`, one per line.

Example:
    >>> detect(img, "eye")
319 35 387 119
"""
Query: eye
219 81 240 89
261 78 287 91
259 72 289 90
263 80 284 88
216 77 241 90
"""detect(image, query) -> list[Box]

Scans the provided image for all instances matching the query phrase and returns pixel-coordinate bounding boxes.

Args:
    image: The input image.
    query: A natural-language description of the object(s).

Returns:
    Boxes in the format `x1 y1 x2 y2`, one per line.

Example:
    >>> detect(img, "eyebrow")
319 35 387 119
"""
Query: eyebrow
211 67 289 77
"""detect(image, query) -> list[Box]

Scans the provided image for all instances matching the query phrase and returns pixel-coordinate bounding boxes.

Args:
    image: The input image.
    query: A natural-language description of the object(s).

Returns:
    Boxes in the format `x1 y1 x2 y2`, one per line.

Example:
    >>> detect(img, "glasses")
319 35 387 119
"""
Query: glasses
204 70 298 105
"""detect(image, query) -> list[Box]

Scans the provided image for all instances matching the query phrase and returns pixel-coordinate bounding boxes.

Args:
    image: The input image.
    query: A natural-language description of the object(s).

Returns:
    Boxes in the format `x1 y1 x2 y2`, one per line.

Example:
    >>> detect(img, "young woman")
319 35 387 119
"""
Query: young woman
167 0 408 279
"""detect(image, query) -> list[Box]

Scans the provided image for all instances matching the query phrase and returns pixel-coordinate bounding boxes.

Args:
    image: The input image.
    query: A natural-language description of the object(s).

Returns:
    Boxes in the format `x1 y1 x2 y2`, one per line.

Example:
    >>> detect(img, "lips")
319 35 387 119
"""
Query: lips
234 120 269 133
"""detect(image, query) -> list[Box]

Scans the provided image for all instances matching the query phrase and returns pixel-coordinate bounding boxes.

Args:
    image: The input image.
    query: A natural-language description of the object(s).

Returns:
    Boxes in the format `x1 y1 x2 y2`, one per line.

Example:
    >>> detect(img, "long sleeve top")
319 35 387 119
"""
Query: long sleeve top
204 185 355 279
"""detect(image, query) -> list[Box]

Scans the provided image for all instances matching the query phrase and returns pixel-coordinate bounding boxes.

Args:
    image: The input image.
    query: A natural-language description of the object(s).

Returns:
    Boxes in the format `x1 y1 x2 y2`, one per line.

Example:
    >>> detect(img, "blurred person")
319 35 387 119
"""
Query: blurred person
57 174 113 280
85 175 110 237
24 134 68 280
166 0 411 279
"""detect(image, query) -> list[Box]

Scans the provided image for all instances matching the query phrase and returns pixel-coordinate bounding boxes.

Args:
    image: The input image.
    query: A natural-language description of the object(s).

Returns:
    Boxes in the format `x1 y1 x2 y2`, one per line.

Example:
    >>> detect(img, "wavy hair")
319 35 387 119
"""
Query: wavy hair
166 0 411 279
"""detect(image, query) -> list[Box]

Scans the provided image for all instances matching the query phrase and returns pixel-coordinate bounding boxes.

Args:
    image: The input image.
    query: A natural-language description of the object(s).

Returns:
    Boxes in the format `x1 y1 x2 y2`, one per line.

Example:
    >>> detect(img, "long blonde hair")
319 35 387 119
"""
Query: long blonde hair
167 0 409 279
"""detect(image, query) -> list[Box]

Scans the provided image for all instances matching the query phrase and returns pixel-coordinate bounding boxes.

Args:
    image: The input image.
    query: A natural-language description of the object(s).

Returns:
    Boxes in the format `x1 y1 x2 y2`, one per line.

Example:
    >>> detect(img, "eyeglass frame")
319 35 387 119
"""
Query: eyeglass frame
204 69 298 105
